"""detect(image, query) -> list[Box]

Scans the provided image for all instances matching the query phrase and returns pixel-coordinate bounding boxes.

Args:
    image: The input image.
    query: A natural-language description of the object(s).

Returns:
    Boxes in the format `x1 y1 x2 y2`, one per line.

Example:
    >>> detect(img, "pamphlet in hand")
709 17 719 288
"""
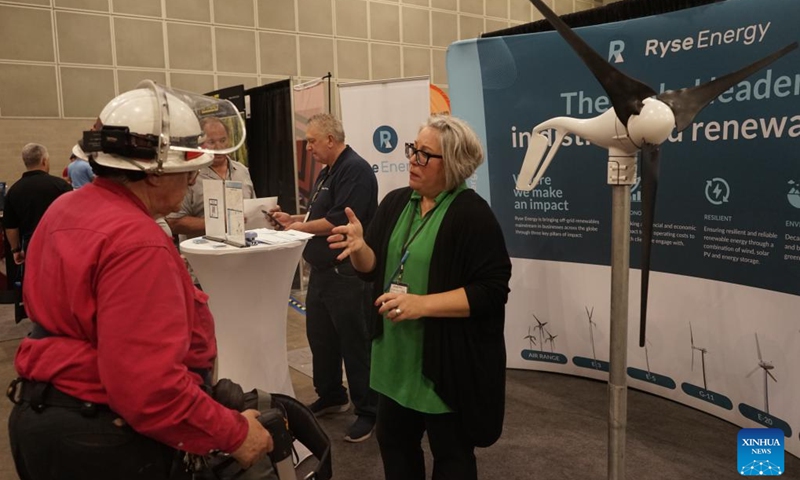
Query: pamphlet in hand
244 197 279 229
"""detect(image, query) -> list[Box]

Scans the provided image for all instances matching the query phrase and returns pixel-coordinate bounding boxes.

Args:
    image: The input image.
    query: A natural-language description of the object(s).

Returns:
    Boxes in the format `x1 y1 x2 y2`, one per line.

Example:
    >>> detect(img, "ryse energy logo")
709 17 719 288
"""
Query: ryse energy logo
373 125 398 154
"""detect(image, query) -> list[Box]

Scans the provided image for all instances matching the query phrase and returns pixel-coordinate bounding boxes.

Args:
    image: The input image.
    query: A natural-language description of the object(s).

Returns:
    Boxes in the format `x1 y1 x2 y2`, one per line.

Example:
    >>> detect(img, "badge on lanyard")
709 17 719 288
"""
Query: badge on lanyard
389 282 408 295
384 250 410 293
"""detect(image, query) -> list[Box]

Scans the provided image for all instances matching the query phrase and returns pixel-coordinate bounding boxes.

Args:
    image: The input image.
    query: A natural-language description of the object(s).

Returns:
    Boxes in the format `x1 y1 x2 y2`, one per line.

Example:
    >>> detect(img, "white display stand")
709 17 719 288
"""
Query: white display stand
180 237 307 395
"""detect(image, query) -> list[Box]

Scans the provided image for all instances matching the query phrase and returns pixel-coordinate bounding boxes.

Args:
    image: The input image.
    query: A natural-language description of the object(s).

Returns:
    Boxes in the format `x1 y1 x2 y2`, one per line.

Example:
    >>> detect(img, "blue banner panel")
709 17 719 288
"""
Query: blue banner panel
468 0 800 295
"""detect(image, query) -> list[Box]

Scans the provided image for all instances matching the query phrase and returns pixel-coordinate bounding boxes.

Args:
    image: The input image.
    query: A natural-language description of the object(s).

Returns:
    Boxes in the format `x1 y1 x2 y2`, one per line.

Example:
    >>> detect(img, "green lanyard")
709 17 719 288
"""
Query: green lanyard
383 192 450 291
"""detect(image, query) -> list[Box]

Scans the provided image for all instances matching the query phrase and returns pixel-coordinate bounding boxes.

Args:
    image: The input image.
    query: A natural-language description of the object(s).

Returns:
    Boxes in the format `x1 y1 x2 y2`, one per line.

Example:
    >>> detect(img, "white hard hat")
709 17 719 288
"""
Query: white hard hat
85 80 246 174
71 143 89 161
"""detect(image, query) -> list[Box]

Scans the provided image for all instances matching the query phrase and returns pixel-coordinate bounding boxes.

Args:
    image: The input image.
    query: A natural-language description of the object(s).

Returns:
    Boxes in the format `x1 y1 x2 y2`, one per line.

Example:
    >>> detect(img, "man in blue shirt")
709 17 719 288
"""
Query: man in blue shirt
67 144 95 189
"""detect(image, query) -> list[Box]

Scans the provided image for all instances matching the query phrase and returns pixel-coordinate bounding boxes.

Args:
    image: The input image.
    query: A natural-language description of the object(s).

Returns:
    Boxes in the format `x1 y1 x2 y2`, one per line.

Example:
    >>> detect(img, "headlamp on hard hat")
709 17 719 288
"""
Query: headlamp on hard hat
83 127 201 161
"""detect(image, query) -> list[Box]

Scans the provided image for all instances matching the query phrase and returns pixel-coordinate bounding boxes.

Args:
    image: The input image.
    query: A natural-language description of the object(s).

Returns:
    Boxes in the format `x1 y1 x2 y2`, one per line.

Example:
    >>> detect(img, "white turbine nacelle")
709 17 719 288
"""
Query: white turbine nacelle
626 98 676 147
515 98 677 192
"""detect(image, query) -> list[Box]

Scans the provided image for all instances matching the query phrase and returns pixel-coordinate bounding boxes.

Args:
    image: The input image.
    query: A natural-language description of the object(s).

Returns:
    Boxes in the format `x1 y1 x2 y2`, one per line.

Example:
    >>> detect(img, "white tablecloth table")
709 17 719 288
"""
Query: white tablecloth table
180 237 306 395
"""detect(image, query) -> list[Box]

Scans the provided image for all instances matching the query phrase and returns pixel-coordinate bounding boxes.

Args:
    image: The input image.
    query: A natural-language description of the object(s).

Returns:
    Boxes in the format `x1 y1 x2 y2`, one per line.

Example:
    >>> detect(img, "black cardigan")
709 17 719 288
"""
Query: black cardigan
361 187 512 447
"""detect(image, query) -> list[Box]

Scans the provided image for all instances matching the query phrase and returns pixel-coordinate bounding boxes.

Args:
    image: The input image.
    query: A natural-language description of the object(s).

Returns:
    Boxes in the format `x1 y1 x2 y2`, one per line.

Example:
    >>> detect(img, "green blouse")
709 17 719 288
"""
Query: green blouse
370 184 466 413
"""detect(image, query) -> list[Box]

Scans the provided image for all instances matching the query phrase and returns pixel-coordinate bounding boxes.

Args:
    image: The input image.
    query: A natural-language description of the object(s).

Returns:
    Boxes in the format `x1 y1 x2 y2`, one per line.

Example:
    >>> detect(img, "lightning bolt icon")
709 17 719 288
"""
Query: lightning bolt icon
713 184 722 198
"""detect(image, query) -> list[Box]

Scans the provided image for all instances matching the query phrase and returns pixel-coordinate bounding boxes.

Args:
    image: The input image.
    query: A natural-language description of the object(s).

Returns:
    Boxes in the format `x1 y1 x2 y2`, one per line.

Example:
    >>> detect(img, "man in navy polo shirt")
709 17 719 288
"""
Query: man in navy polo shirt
270 113 378 443
3 143 72 264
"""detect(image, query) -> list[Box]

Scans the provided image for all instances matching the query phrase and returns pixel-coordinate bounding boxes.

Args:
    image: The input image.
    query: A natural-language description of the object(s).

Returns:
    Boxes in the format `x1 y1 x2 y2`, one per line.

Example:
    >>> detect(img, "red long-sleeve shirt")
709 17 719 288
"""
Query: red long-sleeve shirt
15 178 248 454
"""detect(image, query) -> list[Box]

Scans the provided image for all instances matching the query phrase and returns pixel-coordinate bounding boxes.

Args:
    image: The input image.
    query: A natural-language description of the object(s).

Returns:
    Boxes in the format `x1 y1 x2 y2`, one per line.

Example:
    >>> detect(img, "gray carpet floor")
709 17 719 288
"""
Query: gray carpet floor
1 300 797 479
312 368 800 480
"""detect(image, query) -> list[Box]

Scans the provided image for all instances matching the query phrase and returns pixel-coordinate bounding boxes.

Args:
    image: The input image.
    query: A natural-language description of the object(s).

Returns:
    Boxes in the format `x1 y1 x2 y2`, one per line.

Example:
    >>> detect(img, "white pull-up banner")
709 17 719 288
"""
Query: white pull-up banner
293 78 326 213
339 77 430 200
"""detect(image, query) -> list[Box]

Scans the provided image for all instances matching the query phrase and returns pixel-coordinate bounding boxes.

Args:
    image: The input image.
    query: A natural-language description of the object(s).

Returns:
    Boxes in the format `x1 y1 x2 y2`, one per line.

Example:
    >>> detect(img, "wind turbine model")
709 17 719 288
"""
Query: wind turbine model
515 1 797 478
746 333 777 414
532 314 548 351
523 325 537 350
689 323 709 390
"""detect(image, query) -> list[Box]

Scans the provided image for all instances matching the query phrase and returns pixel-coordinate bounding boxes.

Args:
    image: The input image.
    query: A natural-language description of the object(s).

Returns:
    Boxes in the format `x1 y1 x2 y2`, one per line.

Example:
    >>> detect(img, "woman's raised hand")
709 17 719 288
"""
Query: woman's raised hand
328 207 365 261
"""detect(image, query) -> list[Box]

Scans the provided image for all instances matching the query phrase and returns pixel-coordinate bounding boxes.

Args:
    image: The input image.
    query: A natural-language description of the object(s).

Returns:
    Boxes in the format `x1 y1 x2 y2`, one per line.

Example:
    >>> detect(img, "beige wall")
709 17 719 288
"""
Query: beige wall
0 0 601 184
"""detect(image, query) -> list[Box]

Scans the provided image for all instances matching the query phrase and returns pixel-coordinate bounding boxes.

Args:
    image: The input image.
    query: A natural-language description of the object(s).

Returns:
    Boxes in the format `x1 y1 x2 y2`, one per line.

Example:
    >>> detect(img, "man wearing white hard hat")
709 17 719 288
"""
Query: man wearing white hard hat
67 143 95 189
7 81 273 479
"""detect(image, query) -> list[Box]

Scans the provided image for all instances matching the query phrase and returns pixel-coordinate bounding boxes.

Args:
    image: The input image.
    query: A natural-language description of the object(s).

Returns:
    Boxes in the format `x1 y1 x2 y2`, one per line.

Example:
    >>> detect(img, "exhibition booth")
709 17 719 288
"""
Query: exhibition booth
179 0 799 466
448 0 799 459
2 0 797 476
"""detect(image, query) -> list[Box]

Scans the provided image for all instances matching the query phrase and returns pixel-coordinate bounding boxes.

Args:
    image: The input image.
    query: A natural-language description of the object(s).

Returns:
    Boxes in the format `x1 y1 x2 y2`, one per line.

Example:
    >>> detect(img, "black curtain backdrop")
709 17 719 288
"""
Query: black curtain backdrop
482 0 723 38
245 80 297 214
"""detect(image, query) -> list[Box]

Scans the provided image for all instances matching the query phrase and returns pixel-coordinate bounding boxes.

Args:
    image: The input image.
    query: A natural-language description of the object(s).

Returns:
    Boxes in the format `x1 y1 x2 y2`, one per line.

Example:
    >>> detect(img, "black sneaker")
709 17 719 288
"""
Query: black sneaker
344 416 375 443
308 397 349 417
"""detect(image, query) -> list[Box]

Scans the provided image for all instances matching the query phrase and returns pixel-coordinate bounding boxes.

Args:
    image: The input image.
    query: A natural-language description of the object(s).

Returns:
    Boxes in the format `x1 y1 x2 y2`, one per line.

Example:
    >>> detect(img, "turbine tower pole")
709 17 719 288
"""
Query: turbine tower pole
607 150 637 480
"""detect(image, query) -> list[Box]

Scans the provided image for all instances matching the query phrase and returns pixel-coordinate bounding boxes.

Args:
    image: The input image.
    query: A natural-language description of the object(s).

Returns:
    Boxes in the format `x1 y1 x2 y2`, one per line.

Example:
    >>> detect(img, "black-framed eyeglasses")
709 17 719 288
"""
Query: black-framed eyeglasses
404 143 443 167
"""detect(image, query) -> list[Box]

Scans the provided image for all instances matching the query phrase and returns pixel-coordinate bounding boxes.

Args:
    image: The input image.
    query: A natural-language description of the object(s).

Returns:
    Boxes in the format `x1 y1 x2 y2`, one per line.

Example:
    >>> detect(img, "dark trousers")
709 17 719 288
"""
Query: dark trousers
306 263 377 418
376 394 477 480
9 397 188 480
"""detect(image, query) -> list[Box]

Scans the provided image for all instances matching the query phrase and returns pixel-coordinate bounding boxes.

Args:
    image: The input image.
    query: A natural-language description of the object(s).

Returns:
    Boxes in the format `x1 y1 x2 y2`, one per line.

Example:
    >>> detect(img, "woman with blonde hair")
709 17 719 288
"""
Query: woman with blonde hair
329 114 511 479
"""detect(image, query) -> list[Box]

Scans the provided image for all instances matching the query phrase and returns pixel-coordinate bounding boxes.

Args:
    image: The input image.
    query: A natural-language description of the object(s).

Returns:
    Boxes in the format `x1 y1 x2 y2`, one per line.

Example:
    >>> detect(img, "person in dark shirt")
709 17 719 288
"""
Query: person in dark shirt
3 143 72 264
270 113 379 443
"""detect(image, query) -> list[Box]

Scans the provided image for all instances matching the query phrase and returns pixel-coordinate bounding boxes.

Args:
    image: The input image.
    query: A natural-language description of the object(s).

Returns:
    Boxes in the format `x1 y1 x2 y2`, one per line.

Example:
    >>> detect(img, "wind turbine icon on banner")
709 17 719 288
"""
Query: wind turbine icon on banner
746 333 777 414
586 306 599 365
641 337 653 377
523 325 537 350
544 329 558 353
689 323 709 390
532 314 548 350
514 1 797 478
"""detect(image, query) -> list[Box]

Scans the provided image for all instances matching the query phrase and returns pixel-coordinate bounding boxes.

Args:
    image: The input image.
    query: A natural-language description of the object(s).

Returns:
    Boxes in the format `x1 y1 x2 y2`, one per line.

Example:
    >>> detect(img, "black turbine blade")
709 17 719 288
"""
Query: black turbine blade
639 143 661 347
528 0 656 125
658 42 798 132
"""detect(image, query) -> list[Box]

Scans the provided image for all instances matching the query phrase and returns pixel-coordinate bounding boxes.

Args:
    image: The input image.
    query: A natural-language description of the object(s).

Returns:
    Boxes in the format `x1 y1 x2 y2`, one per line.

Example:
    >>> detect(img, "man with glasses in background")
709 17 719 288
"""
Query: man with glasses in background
167 116 256 239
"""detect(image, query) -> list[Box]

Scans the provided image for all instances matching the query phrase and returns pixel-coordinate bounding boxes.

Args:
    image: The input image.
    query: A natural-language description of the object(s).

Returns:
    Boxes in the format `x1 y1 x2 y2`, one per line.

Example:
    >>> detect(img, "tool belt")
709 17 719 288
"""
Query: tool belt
7 378 109 417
